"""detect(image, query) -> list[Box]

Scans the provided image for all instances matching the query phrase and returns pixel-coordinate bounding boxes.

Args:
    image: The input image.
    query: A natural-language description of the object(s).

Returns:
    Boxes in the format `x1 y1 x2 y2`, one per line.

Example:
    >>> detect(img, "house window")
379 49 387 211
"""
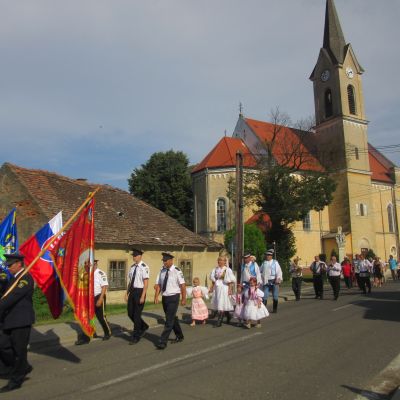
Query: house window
303 212 311 231
216 198 227 232
325 89 333 118
347 85 356 115
356 203 368 216
109 260 126 290
179 259 193 285
388 204 395 233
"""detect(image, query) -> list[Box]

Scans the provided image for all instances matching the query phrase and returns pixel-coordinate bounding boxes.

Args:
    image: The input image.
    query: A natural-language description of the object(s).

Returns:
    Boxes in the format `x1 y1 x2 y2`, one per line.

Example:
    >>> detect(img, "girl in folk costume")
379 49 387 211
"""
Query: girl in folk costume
242 276 269 329
209 255 236 327
233 284 244 326
187 277 209 326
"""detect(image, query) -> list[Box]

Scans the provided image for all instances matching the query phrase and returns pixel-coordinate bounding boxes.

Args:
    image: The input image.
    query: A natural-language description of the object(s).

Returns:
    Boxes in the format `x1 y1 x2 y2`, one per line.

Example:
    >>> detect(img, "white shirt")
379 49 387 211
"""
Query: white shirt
359 259 373 273
240 262 262 285
327 262 342 277
94 268 108 296
127 261 150 289
157 265 185 296
310 261 326 275
260 259 283 284
210 266 236 287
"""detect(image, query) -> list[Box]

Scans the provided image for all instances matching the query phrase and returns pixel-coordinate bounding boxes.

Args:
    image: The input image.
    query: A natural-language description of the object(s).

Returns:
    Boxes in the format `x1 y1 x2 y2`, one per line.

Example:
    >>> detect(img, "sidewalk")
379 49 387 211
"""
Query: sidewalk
29 284 314 350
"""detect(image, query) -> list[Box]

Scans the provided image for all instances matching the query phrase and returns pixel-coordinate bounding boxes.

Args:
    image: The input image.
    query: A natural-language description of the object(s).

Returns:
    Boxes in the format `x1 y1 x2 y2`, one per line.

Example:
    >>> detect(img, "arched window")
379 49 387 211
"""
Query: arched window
216 198 227 232
325 89 333 118
354 147 359 160
387 204 395 233
303 212 311 231
347 85 356 115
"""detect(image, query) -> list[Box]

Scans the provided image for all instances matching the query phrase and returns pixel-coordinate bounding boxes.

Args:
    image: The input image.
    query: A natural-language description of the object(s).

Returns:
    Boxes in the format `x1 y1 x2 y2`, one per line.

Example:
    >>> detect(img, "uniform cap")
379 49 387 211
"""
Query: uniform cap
243 251 252 258
161 252 174 261
131 248 143 257
4 253 24 266
265 249 274 256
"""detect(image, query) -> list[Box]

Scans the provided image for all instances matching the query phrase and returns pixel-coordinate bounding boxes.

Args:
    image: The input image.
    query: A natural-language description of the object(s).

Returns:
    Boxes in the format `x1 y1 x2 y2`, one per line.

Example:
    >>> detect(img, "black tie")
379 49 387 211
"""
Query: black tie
162 269 169 292
128 264 138 292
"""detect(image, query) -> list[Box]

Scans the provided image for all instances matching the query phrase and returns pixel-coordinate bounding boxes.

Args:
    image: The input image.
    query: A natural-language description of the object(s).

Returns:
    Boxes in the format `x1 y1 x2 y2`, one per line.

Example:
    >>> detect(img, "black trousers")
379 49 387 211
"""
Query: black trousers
355 273 361 289
328 276 340 299
160 294 183 344
359 275 371 294
0 326 31 385
291 277 302 300
95 294 111 337
313 275 324 298
127 288 149 338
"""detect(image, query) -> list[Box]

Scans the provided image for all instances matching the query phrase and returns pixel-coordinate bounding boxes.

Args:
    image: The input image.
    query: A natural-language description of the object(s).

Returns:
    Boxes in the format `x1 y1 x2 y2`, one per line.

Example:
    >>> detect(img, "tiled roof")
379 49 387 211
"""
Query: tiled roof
2 163 221 249
246 212 272 233
192 137 256 173
368 144 394 184
244 118 325 172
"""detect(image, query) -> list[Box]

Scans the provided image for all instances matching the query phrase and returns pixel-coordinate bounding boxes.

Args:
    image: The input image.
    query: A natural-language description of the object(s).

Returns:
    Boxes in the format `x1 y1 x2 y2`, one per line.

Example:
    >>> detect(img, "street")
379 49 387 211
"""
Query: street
3 281 400 400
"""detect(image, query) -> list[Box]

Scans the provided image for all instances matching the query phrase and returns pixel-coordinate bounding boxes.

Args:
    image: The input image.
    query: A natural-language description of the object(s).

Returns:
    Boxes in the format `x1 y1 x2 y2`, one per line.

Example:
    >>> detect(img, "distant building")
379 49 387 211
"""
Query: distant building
192 0 400 265
0 162 222 302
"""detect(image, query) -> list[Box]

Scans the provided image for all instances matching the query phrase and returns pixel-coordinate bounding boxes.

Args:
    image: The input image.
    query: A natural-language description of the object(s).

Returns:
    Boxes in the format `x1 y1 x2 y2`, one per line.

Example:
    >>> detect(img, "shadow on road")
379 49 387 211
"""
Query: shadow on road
355 291 400 323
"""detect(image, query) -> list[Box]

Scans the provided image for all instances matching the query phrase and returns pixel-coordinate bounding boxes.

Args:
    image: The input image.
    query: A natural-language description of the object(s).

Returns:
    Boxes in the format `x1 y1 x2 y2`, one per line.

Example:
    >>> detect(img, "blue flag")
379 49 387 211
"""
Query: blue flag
0 208 18 277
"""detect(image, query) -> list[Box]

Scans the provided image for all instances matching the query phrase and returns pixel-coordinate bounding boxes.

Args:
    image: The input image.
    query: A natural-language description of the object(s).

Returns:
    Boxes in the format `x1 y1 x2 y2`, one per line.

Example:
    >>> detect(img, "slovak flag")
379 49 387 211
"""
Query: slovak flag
20 212 64 318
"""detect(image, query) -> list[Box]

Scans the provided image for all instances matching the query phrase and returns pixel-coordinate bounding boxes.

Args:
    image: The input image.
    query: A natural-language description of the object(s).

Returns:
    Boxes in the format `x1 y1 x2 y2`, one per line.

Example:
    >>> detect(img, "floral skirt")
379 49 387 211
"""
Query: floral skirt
192 298 209 320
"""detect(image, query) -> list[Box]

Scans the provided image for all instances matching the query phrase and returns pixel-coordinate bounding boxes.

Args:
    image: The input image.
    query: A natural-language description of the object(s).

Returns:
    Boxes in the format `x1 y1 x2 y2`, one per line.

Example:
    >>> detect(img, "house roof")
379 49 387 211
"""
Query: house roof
192 137 256 173
244 118 325 172
368 144 395 183
1 163 221 249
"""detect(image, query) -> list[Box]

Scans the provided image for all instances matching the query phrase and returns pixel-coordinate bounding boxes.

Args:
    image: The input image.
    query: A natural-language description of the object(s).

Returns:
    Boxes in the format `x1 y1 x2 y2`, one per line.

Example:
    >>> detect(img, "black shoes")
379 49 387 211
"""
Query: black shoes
155 342 167 350
75 339 90 346
102 334 111 341
129 337 140 345
0 381 22 392
171 336 184 344
140 326 149 337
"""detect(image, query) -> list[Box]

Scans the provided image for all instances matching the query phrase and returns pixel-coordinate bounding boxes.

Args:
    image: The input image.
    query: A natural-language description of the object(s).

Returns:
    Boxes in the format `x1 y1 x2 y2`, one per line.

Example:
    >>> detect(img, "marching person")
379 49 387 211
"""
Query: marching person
75 259 112 344
327 255 342 300
310 255 327 299
260 249 282 313
126 249 150 344
359 253 373 294
154 253 186 350
0 254 34 392
289 257 303 301
240 252 262 288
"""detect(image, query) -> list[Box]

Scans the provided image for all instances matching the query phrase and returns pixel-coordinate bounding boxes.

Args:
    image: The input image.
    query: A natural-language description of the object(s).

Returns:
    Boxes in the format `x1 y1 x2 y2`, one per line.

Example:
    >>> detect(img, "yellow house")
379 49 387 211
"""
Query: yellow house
192 0 400 266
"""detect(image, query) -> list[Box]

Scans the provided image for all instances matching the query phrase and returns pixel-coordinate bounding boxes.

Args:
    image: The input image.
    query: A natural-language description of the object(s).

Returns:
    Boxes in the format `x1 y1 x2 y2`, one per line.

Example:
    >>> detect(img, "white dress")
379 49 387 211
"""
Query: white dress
210 266 236 311
242 287 269 321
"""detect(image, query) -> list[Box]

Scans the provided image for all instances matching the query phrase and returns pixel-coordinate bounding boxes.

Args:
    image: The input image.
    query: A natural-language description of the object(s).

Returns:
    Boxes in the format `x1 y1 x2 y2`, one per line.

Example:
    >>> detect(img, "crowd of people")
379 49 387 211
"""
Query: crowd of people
0 248 399 392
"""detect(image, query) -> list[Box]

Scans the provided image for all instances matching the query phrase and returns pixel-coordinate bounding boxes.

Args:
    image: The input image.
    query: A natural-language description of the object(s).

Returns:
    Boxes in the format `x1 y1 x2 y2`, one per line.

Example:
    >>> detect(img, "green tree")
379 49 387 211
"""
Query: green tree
128 150 193 229
224 223 266 264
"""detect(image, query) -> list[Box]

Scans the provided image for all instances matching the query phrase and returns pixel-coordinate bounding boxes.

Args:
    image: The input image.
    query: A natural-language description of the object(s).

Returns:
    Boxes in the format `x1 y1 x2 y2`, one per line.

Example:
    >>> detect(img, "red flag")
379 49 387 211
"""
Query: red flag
49 199 96 336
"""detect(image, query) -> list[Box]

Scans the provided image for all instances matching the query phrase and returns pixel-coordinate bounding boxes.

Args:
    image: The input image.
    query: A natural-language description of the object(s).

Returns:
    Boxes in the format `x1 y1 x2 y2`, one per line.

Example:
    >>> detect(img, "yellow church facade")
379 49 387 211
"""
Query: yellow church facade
192 0 400 266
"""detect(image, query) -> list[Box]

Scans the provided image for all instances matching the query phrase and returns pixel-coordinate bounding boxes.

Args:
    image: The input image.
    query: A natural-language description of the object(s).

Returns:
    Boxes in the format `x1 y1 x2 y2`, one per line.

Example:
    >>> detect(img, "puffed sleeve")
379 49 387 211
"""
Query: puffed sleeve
186 286 193 298
201 286 209 300
224 268 237 284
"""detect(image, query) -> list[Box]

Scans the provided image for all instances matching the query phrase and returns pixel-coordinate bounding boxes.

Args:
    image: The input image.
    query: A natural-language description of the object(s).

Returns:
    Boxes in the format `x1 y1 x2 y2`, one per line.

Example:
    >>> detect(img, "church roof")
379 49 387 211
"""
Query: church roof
192 137 256 173
244 118 325 172
368 144 395 183
0 162 221 249
323 0 347 65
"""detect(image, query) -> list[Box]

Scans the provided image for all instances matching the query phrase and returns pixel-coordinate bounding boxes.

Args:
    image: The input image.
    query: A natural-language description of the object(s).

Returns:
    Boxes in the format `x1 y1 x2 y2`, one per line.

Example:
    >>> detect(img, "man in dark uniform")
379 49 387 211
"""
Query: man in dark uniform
154 252 186 350
0 253 35 392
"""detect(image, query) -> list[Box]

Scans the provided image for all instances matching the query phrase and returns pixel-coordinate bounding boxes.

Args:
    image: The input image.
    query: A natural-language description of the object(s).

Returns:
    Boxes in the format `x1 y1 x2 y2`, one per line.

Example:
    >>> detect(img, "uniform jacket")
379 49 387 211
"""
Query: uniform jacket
0 271 35 329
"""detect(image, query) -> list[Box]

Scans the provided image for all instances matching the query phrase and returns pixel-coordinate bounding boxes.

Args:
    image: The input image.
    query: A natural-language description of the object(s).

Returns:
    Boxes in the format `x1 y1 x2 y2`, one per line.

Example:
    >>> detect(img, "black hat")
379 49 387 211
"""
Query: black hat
243 252 252 258
161 252 174 261
131 248 143 257
4 253 24 267
265 249 274 256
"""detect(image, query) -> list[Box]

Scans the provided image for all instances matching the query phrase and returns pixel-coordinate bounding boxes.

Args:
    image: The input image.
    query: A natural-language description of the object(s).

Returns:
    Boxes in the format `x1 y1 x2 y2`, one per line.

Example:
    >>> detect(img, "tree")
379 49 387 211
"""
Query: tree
228 108 336 278
224 224 266 264
128 150 193 229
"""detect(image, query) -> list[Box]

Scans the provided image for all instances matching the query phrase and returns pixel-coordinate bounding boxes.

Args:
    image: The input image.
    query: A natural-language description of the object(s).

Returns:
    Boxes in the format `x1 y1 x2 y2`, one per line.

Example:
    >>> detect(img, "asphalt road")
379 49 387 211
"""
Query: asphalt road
3 281 400 400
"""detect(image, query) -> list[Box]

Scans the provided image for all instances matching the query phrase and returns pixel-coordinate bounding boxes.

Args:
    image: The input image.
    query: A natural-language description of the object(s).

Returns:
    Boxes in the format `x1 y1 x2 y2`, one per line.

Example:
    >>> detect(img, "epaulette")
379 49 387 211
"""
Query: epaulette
175 267 181 271
0 272 7 280
141 262 147 267
98 270 105 275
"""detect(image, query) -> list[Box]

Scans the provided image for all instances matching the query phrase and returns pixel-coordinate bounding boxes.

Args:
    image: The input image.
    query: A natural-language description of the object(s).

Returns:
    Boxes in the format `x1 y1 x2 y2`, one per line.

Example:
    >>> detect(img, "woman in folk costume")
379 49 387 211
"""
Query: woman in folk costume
187 277 209 326
233 284 244 326
209 255 236 327
242 276 269 329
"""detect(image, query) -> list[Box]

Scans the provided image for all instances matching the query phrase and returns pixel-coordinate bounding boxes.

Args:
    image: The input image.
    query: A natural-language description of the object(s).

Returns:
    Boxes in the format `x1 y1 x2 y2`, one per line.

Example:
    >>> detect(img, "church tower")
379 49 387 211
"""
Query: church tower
310 0 376 254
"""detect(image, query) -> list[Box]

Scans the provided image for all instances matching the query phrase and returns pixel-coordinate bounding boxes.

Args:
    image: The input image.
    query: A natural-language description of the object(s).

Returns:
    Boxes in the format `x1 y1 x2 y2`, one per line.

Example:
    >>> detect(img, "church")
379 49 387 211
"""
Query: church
192 0 400 266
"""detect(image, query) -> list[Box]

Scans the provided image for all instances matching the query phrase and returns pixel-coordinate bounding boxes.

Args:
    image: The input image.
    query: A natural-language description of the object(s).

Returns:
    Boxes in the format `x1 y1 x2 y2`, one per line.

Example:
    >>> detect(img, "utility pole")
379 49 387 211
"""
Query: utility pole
235 151 244 282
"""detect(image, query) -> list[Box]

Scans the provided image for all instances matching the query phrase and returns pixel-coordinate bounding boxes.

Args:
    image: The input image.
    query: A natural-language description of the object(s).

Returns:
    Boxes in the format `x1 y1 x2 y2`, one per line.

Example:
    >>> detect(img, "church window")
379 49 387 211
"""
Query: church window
355 147 359 160
216 198 227 232
324 89 333 118
303 212 311 231
359 203 367 216
388 204 395 233
347 85 357 115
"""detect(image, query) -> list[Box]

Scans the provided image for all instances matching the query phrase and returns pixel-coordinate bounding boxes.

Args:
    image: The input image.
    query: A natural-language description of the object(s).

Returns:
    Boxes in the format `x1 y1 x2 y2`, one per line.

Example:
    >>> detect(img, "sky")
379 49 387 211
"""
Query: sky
1 0 399 190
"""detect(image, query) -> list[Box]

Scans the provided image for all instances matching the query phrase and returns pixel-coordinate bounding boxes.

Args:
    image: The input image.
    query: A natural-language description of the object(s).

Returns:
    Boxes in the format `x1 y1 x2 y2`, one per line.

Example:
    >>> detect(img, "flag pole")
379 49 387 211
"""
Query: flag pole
1 187 100 299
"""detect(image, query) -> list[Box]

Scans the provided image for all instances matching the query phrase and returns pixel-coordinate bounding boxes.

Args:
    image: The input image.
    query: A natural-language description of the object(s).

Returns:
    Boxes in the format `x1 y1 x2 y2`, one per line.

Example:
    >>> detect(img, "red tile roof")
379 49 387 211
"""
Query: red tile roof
246 212 272 233
1 163 222 249
244 118 324 172
192 137 256 173
368 144 394 183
